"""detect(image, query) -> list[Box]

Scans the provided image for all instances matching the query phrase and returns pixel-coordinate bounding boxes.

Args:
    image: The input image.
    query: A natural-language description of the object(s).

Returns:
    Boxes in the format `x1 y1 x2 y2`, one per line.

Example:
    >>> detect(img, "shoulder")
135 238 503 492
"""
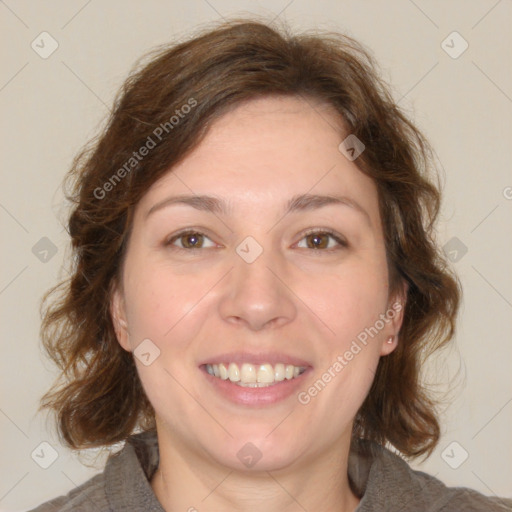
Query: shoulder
351 441 512 511
27 472 109 512
27 430 162 512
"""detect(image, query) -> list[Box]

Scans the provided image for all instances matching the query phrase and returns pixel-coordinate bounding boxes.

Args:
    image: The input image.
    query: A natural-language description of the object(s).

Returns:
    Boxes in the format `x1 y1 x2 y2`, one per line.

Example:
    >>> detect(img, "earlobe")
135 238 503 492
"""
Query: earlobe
380 282 408 356
110 286 131 352
381 334 397 356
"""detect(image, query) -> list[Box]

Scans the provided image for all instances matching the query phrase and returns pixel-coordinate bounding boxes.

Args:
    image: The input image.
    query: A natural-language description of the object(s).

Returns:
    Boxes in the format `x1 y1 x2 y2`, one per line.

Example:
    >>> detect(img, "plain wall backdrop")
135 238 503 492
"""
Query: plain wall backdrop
1 1 511 510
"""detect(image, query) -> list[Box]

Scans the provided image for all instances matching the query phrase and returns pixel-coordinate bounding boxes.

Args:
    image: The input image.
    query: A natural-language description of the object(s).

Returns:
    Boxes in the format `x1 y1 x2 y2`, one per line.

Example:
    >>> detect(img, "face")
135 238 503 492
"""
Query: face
112 96 405 473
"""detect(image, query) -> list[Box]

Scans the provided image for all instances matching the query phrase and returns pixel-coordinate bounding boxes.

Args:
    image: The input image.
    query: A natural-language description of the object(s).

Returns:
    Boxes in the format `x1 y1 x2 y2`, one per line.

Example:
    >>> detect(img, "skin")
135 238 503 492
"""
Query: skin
111 95 406 512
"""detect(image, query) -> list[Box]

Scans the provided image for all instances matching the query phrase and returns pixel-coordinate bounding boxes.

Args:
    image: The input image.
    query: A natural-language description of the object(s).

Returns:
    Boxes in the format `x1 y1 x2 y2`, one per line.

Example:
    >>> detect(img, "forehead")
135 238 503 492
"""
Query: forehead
137 96 380 222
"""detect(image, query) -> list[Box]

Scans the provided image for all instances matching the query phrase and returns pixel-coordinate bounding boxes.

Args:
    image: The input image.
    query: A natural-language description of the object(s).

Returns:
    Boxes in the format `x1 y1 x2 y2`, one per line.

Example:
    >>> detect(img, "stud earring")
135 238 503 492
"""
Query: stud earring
386 336 394 344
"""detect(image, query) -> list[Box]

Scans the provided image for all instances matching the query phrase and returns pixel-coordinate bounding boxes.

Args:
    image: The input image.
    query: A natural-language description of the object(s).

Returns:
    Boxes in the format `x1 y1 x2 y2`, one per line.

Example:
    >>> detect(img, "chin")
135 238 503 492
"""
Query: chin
201 426 307 473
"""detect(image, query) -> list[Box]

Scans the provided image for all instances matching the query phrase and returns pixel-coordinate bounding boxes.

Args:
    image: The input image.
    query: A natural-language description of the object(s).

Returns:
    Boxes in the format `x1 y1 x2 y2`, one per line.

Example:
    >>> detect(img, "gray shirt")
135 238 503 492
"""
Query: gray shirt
29 430 511 511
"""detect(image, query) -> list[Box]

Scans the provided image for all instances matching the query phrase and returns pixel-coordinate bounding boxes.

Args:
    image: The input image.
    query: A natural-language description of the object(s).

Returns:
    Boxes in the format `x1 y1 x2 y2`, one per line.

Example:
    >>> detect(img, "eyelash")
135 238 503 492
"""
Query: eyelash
297 228 348 251
164 228 348 253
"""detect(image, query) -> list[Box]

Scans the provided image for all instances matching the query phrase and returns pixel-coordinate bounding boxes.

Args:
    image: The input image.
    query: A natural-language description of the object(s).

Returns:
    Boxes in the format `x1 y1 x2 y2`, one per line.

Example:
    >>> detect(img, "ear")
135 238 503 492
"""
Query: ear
380 281 408 356
110 283 131 352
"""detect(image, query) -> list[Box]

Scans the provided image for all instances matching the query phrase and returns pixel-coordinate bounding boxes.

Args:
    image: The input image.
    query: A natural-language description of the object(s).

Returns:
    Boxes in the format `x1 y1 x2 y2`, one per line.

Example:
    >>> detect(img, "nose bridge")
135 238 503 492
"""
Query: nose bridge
217 239 296 330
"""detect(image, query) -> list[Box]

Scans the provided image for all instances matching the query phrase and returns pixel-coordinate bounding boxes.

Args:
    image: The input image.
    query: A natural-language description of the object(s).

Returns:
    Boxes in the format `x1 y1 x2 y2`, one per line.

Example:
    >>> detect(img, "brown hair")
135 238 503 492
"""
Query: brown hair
39 18 460 458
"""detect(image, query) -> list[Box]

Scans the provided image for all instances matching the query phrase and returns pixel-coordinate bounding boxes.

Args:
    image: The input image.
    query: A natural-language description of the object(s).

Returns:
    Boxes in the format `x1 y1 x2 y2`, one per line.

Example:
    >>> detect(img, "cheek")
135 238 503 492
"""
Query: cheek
293 255 389 417
295 259 389 346
121 263 210 423
121 260 213 355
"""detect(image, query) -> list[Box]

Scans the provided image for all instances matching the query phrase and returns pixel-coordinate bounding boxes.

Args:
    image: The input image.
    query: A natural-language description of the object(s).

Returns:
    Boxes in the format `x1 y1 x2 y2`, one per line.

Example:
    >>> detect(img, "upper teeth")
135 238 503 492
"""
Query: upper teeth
205 363 305 387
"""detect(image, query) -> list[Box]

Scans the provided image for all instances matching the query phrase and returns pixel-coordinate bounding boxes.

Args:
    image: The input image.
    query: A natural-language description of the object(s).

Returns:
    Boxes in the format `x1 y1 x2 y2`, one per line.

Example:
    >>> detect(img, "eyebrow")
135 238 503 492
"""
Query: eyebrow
146 193 371 225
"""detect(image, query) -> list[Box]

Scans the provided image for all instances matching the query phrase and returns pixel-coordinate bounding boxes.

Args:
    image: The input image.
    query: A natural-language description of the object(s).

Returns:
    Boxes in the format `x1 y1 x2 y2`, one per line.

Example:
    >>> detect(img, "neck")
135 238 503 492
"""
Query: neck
150 427 360 512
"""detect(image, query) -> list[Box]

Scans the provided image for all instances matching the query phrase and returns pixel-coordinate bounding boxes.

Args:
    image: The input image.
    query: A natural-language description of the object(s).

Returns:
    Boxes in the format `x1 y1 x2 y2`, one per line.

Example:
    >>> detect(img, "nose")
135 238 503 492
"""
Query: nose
217 246 297 331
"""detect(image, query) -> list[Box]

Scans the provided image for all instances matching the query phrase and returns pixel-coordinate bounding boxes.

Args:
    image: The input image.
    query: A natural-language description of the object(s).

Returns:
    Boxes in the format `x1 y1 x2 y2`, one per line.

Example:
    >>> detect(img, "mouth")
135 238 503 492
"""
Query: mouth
199 353 312 406
203 362 307 387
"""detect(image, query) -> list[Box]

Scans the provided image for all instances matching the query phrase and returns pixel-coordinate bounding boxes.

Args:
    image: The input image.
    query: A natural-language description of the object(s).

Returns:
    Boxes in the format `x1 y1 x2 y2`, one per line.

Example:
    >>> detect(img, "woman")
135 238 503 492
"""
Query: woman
31 19 511 511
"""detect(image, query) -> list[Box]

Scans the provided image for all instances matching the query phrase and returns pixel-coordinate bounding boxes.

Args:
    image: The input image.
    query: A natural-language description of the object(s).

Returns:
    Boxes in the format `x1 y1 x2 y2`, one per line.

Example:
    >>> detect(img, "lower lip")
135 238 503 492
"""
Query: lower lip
201 366 312 406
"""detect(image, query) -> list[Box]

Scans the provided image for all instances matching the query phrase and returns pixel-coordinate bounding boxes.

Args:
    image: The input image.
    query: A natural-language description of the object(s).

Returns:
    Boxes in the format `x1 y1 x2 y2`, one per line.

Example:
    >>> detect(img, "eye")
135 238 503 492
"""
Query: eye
296 230 347 250
165 230 217 250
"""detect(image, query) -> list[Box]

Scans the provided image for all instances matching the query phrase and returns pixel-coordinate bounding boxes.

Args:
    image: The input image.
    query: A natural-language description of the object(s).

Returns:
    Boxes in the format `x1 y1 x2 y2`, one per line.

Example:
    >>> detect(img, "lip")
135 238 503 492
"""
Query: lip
198 351 312 367
201 365 313 406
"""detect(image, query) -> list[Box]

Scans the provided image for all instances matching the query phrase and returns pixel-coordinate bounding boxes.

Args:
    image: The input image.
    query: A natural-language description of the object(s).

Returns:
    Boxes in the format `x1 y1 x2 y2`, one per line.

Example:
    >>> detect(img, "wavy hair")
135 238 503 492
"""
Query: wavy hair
39 19 460 457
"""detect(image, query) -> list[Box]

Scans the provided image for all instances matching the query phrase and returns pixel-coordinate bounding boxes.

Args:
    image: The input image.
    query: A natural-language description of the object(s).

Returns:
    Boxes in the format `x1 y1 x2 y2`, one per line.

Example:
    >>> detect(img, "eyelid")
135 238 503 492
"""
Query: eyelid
163 227 348 251
294 228 348 250
164 228 219 249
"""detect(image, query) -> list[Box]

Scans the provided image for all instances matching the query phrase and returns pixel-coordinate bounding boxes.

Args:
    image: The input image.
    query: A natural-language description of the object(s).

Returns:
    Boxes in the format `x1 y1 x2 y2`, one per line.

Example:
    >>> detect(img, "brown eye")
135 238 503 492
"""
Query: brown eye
305 233 330 249
166 231 216 250
180 233 204 248
297 230 347 250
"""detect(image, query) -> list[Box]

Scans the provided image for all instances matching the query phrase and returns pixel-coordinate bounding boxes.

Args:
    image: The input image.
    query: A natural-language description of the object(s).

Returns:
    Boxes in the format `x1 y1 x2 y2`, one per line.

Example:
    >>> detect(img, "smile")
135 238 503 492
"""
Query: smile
205 362 307 387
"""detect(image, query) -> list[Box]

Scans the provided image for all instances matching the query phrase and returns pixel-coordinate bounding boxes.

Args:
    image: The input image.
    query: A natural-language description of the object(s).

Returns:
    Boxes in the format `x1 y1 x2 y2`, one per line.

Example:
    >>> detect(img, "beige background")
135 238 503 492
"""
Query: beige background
1 1 511 510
